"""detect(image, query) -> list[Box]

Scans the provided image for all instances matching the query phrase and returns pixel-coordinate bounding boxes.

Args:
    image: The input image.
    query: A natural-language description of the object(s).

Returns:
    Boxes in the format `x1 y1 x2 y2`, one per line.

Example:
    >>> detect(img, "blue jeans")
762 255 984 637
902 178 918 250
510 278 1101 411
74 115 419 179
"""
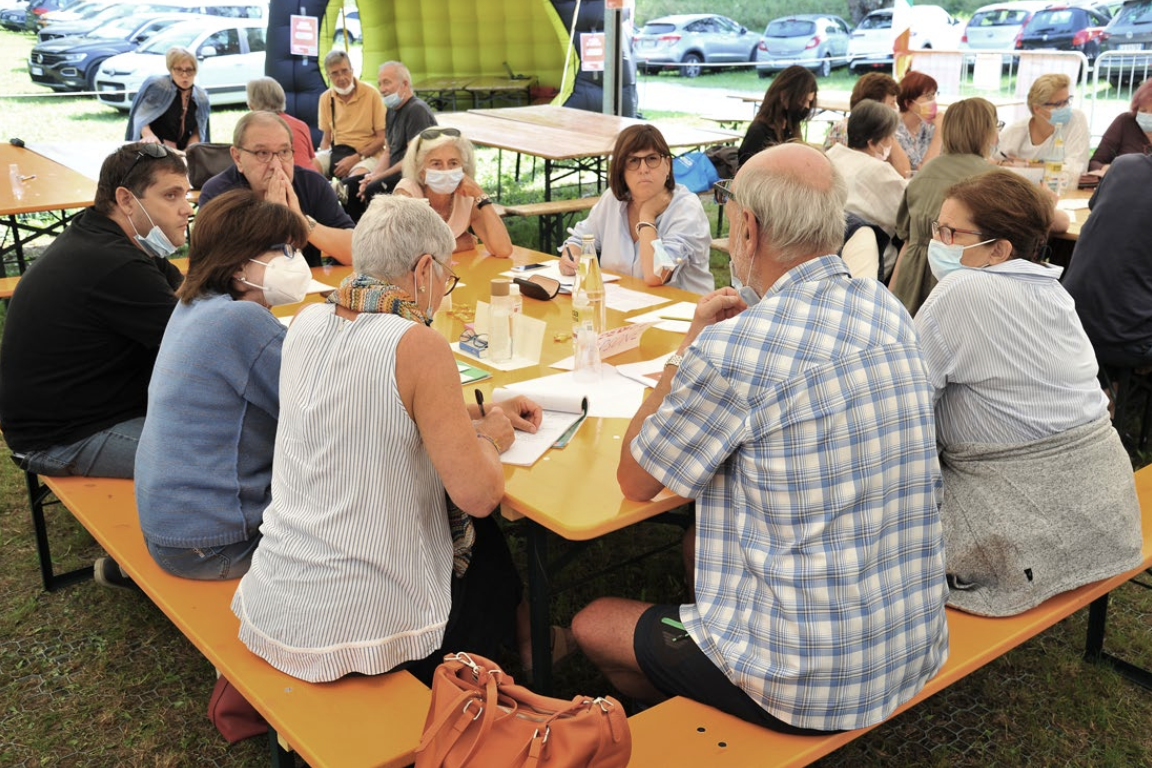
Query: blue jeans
18 417 146 479
146 536 262 581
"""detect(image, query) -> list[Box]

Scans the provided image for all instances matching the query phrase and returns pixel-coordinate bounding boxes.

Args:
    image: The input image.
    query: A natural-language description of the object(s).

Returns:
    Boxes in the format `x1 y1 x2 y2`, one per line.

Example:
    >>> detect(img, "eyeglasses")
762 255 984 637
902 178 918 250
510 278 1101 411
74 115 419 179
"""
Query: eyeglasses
459 329 488 351
433 258 460 296
713 179 739 206
122 142 170 187
623 153 667 171
931 220 986 245
420 127 462 141
997 120 1006 130
171 66 196 76
239 147 295 164
266 243 298 260
1042 95 1073 109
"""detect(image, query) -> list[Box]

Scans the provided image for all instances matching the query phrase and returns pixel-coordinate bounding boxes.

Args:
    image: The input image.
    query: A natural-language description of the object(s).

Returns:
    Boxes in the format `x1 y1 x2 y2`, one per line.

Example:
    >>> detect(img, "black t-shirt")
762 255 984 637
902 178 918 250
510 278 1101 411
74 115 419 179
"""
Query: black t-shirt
0 209 183 452
385 96 437 169
152 89 198 150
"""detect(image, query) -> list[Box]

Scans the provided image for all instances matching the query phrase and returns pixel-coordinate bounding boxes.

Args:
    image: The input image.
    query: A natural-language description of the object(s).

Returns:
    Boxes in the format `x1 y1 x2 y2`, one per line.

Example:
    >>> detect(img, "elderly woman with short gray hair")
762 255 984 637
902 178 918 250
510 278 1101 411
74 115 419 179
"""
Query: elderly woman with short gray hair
233 195 541 684
246 76 316 170
125 46 210 149
393 127 513 257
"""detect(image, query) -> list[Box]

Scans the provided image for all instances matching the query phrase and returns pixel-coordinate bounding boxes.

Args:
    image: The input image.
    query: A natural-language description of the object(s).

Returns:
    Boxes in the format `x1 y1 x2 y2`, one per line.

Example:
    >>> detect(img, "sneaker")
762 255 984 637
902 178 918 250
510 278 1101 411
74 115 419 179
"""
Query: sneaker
331 176 348 205
94 557 136 590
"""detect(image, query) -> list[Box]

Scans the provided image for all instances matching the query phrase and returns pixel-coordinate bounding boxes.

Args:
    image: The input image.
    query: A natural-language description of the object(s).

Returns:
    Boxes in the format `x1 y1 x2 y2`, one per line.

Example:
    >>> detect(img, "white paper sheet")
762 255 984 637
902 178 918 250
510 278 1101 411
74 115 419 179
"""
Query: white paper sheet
614 355 673 388
604 283 672 313
624 301 696 333
501 260 620 291
306 278 336 294
550 322 658 369
498 366 648 419
489 388 586 466
454 303 547 371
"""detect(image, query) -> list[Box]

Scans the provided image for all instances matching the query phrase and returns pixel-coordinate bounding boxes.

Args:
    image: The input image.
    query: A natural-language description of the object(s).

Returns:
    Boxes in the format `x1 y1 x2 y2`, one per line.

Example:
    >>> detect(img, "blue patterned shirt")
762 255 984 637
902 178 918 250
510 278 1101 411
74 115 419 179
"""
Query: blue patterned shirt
632 256 949 731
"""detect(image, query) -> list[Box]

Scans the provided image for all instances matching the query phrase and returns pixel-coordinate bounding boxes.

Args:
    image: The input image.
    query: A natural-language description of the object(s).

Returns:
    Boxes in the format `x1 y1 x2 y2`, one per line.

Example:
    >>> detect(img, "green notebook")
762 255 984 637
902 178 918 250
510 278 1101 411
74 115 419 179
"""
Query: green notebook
457 361 491 385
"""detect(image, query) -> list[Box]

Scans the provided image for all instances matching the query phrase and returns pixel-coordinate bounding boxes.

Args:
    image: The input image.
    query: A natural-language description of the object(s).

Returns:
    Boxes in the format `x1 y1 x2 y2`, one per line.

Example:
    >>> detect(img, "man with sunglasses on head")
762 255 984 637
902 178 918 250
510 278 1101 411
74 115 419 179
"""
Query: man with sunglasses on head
0 144 191 585
199 111 354 266
573 143 948 736
347 61 437 220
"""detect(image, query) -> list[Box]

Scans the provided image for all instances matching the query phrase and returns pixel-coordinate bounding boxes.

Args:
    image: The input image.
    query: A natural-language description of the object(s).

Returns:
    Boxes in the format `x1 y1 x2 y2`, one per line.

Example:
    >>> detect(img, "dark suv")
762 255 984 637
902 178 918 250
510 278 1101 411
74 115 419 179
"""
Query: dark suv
1099 0 1152 81
1017 5 1113 62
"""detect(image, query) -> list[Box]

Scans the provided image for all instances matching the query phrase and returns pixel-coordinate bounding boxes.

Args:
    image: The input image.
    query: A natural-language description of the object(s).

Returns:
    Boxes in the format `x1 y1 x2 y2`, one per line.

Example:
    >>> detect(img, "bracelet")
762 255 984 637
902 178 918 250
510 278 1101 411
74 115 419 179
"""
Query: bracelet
477 196 494 210
635 221 657 236
476 432 501 453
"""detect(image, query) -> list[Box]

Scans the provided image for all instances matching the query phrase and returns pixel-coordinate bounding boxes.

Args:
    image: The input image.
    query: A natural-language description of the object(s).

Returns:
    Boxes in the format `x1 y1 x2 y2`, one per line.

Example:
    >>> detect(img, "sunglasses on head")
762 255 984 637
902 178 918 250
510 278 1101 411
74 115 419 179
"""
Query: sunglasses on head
420 127 462 141
514 274 561 301
122 143 171 187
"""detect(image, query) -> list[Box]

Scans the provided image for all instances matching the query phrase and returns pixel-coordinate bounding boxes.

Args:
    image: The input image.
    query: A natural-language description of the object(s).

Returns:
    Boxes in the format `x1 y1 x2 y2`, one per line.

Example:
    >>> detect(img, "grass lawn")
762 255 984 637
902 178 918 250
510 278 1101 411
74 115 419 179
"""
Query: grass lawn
2 24 1152 768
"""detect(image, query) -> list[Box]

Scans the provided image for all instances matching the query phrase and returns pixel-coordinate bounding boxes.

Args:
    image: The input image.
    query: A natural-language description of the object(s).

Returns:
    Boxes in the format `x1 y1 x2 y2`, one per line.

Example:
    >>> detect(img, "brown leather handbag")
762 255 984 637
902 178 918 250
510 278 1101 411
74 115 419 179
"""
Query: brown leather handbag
415 652 631 768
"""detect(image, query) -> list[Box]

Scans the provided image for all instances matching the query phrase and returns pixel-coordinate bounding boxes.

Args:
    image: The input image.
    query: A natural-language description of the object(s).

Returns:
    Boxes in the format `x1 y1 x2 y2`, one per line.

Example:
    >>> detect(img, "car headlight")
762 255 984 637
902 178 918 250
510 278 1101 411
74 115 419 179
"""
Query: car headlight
59 53 87 63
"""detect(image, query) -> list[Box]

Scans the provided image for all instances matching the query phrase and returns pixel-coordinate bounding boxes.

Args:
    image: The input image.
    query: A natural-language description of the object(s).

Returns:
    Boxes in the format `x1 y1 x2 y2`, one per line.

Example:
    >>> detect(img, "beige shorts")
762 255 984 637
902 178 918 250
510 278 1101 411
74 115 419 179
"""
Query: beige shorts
316 149 377 178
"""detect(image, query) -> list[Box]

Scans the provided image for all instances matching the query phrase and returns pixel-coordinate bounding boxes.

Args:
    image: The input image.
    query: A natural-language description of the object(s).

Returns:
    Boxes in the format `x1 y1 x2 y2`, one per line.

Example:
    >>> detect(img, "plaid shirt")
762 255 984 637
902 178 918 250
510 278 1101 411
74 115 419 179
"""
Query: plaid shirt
633 256 949 731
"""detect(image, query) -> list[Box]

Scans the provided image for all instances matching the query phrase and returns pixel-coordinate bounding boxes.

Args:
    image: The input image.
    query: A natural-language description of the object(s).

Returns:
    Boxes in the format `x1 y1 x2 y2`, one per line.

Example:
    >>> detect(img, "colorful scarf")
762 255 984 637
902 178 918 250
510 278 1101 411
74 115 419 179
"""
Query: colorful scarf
328 272 476 577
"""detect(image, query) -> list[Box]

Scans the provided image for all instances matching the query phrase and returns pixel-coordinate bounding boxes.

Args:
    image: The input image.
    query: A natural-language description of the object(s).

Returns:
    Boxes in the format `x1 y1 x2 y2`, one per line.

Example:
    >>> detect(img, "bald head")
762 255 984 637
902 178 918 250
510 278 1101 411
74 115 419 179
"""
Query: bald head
733 142 846 263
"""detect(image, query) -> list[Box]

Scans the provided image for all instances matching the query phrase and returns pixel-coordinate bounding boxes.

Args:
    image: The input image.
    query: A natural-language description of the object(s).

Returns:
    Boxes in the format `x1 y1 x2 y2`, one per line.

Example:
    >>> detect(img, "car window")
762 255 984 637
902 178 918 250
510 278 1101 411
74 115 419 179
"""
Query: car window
715 16 739 34
766 19 815 37
1089 10 1110 23
838 18 851 34
200 27 240 55
138 24 203 52
1029 9 1075 31
857 13 892 30
1114 0 1152 24
245 25 263 52
640 22 676 35
970 9 1030 26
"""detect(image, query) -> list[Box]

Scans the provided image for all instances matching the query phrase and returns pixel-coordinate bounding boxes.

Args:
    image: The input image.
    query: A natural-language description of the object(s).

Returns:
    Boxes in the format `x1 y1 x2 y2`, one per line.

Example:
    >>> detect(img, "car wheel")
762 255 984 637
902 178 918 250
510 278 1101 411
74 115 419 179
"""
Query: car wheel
680 52 702 78
816 57 831 78
758 68 771 79
85 60 105 93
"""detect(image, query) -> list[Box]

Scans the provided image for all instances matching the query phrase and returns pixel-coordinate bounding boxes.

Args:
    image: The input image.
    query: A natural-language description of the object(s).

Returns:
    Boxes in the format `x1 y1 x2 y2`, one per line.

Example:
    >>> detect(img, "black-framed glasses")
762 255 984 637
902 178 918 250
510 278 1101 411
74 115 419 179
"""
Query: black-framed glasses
1042 95 1073 109
931 220 985 245
239 147 295 164
122 142 170 187
714 179 739 206
420 127 462 141
265 243 299 260
459 329 488 350
435 258 460 296
623 153 667 171
171 66 196 76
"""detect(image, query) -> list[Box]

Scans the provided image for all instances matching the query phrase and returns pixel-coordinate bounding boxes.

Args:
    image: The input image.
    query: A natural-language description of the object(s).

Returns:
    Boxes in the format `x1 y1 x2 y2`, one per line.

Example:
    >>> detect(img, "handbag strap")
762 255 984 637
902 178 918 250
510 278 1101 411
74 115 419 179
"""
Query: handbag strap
454 673 499 767
416 686 484 765
329 91 338 146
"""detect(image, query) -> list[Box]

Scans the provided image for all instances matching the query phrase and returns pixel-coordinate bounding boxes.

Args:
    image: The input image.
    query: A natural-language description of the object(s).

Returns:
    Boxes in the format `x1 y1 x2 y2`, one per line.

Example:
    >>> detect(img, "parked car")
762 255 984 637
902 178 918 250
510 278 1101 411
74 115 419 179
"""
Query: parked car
332 8 359 43
847 5 963 73
1017 4 1113 62
1098 0 1152 82
960 0 1051 59
633 14 757 78
0 6 27 31
755 14 851 78
39 0 264 40
20 0 80 31
36 0 108 30
29 13 196 91
95 16 266 109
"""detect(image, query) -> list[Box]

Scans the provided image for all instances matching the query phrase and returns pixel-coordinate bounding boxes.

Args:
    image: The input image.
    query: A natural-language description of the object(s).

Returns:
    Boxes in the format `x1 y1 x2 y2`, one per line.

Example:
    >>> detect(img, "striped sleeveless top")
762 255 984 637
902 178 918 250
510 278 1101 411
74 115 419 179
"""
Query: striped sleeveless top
232 304 452 683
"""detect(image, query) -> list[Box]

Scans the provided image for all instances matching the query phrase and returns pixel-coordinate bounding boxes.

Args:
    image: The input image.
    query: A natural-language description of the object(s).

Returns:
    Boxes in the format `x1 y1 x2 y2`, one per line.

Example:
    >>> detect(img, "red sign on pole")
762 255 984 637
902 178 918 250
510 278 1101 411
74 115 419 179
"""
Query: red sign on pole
581 32 605 72
290 14 319 58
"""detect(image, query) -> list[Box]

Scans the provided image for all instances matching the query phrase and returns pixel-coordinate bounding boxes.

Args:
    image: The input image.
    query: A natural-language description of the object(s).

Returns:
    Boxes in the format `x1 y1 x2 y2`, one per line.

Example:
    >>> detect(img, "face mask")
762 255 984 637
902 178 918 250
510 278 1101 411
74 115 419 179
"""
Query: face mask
425 168 464 195
242 250 312 306
927 238 995 282
1136 112 1152 132
1047 106 1072 126
917 100 938 121
731 230 761 306
382 91 401 109
333 81 355 96
129 194 177 259
875 141 892 161
787 105 811 124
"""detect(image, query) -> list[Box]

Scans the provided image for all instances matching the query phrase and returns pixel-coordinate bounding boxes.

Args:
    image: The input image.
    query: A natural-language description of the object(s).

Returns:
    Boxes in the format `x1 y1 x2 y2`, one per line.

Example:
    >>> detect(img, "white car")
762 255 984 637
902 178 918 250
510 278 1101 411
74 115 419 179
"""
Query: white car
847 5 963 73
960 1 1053 54
95 16 265 110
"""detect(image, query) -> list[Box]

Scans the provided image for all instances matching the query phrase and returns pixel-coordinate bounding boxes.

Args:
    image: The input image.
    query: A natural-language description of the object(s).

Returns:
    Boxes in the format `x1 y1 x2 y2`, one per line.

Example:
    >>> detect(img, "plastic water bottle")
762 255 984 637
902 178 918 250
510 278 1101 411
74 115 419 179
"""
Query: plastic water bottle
1043 123 1066 196
489 279 513 363
572 321 602 382
571 234 605 335
508 283 522 316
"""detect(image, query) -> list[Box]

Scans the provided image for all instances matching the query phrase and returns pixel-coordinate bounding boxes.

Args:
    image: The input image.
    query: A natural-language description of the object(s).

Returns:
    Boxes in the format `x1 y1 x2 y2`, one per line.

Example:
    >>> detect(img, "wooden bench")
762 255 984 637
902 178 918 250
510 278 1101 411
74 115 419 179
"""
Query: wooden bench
627 466 1152 766
28 473 430 768
501 196 599 253
710 237 729 255
0 275 20 299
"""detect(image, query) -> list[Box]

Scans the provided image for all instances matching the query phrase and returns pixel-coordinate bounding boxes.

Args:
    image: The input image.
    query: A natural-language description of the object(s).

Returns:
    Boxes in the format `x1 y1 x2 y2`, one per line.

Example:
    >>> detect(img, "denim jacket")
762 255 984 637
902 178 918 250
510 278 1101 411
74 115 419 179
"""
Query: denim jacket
125 74 211 144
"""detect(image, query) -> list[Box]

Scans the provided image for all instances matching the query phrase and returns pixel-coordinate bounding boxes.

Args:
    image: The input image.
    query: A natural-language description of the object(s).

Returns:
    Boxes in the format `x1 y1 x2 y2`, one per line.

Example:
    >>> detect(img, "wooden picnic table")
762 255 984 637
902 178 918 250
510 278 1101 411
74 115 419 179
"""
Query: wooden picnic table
465 76 535 109
413 76 476 111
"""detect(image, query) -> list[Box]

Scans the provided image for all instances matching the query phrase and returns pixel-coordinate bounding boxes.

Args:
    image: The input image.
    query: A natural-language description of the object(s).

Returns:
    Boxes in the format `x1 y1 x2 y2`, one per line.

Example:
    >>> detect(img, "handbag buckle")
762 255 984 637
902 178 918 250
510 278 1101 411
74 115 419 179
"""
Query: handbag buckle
462 699 483 721
532 725 551 745
593 697 614 713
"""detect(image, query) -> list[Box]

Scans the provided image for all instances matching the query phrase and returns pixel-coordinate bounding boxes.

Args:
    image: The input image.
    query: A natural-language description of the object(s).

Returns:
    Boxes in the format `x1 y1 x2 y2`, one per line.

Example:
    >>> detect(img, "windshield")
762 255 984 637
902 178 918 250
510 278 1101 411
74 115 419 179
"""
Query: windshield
766 19 815 37
138 23 203 53
86 15 147 38
1115 0 1152 25
639 23 676 35
858 13 892 30
970 9 1030 26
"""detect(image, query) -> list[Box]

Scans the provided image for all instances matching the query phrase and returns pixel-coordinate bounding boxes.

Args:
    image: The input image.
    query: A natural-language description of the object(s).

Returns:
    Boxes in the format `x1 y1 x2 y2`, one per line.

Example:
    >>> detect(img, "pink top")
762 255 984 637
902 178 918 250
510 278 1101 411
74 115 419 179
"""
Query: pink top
394 177 476 253
280 111 316 167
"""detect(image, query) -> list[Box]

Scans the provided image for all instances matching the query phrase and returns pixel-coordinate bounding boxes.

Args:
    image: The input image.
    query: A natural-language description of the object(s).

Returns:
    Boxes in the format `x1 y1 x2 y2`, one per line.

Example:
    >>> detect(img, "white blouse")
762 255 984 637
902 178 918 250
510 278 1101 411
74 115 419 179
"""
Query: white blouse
997 110 1091 179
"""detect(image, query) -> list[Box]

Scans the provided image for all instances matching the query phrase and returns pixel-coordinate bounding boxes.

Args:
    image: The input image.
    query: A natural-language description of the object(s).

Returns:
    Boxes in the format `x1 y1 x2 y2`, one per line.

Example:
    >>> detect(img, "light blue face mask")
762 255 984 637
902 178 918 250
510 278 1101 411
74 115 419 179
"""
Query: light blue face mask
383 91 401 109
1136 111 1152 133
1047 106 1072 126
129 193 177 259
927 238 995 282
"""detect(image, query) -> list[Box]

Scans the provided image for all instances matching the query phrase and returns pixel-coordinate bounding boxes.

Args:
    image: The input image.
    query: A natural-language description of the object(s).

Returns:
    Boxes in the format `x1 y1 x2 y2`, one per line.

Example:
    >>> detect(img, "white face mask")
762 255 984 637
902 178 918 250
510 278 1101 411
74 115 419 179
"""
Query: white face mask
333 81 355 96
424 168 464 194
875 141 892 161
128 193 177 259
241 249 312 306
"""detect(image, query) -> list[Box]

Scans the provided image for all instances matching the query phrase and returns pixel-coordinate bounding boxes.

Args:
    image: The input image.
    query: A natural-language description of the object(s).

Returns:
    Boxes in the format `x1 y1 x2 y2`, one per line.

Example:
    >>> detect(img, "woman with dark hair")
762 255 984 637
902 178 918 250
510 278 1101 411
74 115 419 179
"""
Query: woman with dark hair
736 65 817 167
135 189 312 579
560 124 713 293
915 169 1142 617
896 70 941 171
1088 78 1152 175
822 72 911 177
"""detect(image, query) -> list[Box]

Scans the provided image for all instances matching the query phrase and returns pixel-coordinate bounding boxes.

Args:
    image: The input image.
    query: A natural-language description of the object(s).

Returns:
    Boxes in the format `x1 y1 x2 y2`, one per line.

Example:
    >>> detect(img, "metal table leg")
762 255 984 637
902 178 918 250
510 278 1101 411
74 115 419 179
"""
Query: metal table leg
526 521 554 694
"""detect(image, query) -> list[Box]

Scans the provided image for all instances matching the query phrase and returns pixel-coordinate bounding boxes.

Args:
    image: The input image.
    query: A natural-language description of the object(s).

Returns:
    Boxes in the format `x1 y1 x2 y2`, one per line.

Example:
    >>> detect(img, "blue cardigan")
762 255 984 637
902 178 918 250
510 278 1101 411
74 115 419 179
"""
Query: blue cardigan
125 74 211 144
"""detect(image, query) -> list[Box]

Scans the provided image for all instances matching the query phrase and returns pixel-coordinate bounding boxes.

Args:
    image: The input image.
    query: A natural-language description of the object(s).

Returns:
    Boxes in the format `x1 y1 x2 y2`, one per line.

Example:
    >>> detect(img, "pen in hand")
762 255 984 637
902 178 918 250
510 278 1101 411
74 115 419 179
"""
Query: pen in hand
474 388 486 417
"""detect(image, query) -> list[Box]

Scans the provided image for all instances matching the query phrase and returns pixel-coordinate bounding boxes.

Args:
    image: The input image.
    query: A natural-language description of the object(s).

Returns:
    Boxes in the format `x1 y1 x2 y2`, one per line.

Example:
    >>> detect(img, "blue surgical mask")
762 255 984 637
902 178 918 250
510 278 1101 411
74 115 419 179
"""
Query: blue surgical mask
927 238 995 281
1136 112 1152 132
731 234 761 306
129 194 177 259
383 91 401 109
1047 106 1072 126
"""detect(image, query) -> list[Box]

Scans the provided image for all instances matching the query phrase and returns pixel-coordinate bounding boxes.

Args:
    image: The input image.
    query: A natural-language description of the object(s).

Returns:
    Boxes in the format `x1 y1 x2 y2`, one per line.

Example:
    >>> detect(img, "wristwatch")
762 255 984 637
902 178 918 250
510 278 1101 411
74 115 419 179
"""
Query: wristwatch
304 215 318 233
477 196 494 210
665 353 684 368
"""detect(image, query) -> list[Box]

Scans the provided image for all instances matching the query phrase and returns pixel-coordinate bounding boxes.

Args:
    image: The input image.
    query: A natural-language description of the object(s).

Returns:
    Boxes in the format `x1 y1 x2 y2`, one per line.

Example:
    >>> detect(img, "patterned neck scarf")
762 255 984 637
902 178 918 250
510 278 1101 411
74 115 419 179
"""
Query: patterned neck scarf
327 272 433 326
327 271 475 576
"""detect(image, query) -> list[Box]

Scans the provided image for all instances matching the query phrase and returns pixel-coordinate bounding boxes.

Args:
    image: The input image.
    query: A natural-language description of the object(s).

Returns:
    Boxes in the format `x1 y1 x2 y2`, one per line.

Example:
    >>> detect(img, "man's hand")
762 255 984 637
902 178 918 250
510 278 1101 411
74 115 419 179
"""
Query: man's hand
682 287 746 351
332 153 360 179
265 168 302 216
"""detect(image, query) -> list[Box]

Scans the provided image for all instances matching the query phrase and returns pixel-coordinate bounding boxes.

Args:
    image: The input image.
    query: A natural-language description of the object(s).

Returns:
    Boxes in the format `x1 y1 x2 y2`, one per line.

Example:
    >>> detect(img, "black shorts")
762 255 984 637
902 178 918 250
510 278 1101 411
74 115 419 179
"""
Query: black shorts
633 604 837 736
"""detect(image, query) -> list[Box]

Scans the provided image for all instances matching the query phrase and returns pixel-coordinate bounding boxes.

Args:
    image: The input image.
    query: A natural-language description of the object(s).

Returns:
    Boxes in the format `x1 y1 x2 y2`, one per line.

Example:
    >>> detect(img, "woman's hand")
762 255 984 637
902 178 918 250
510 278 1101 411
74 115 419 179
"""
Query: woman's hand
140 133 160 144
637 190 673 224
459 173 485 199
476 406 515 453
559 245 579 276
495 395 542 433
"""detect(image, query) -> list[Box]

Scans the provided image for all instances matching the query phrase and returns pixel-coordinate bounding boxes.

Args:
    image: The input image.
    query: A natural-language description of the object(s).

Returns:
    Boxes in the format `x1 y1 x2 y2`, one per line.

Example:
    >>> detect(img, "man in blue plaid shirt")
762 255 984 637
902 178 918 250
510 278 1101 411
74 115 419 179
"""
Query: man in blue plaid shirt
572 143 949 733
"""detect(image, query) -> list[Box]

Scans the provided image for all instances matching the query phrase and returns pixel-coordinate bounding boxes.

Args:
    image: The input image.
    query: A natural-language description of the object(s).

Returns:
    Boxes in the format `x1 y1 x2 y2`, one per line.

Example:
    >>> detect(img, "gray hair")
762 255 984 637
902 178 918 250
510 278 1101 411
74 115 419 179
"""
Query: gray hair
246 76 286 112
401 131 476 181
353 195 455 280
735 153 847 262
846 99 899 150
324 49 351 72
232 110 292 148
378 60 411 85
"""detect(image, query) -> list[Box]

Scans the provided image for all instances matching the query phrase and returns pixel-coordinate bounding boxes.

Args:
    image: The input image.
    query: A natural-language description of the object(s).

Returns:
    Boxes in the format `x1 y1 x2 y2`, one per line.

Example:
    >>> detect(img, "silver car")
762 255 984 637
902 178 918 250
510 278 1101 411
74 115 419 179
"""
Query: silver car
756 14 852 78
633 14 758 78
